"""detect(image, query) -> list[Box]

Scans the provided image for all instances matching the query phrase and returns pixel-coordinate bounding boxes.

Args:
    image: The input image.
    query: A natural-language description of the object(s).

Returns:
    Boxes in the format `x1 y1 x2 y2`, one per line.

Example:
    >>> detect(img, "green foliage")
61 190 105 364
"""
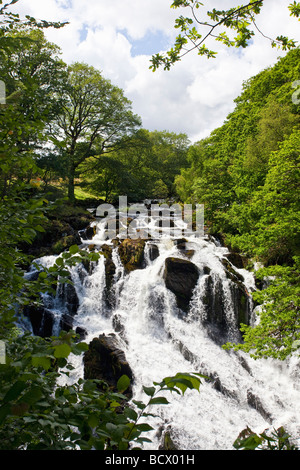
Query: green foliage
46 61 141 203
150 1 299 70
224 257 300 360
233 426 298 450
176 49 300 359
0 332 204 451
79 129 189 202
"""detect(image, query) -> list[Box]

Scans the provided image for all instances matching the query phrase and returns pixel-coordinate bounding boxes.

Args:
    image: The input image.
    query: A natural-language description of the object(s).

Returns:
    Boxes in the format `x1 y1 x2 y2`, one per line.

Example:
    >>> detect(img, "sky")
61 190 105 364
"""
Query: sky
9 0 300 143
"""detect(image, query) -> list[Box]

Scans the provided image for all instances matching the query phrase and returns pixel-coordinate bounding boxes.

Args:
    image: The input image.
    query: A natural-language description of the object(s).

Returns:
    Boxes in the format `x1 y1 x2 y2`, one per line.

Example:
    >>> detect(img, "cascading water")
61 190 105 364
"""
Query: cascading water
25 206 300 450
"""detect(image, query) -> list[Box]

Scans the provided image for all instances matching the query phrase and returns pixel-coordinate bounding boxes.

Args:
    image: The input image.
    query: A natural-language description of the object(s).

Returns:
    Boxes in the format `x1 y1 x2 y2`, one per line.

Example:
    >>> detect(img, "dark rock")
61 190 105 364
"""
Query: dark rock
221 258 245 284
22 204 95 258
80 224 96 240
210 372 239 401
83 333 133 398
224 252 247 269
148 243 159 261
174 239 195 259
202 275 227 334
230 282 251 330
201 271 251 342
58 282 79 316
24 304 54 338
60 313 75 332
75 326 87 340
247 390 273 423
118 238 146 273
174 238 187 249
163 257 199 312
100 244 116 292
157 425 178 450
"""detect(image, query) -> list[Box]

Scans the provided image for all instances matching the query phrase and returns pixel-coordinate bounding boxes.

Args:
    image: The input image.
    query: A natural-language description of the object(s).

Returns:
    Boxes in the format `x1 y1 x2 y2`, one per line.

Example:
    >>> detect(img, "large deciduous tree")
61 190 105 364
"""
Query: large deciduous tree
48 62 141 203
0 26 67 197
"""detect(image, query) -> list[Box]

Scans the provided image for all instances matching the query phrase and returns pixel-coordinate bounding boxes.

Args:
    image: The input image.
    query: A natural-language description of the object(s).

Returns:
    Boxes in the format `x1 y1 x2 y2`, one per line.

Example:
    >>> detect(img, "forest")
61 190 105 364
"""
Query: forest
0 0 299 452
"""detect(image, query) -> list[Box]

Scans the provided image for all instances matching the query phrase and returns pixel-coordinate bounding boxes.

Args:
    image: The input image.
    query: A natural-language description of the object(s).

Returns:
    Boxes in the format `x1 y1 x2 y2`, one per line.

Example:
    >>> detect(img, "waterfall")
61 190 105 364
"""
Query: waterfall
25 207 300 450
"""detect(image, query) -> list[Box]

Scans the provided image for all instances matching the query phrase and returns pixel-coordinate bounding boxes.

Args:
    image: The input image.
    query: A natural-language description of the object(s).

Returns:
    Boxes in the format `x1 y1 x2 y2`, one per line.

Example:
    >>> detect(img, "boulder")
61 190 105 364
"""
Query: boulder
58 282 79 316
23 304 54 338
224 252 247 269
163 257 200 312
21 204 95 258
148 243 160 262
118 238 146 273
201 272 251 342
174 239 195 259
100 244 116 291
83 333 133 398
201 275 227 334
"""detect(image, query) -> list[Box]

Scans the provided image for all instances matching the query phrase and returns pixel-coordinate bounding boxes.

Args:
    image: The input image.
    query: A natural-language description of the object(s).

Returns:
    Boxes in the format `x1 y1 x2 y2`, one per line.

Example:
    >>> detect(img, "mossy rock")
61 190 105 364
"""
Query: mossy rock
118 238 146 273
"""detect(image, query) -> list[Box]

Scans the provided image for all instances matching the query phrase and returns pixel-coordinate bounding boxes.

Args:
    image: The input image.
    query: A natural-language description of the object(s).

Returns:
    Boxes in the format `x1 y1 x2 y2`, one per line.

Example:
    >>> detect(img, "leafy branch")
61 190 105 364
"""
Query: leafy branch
122 372 206 449
150 0 299 70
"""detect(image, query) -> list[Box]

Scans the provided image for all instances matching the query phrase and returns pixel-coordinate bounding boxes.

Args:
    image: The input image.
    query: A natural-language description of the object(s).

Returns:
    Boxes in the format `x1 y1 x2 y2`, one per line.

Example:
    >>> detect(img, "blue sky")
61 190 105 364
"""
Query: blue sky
9 0 300 142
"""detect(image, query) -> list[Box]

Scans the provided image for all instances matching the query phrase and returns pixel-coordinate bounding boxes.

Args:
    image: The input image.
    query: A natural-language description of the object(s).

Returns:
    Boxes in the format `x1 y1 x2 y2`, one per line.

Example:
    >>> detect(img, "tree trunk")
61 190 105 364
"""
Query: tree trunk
68 165 76 205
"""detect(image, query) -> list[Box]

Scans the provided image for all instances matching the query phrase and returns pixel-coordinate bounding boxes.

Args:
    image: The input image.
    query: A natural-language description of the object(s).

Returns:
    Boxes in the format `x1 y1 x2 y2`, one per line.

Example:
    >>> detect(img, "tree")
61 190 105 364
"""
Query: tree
0 23 68 199
48 62 141 203
78 129 189 203
0 0 67 55
150 0 300 70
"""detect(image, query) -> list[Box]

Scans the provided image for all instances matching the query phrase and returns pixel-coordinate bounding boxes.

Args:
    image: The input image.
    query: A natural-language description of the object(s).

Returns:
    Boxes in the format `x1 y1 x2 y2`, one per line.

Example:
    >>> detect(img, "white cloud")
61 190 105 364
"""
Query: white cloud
9 0 300 143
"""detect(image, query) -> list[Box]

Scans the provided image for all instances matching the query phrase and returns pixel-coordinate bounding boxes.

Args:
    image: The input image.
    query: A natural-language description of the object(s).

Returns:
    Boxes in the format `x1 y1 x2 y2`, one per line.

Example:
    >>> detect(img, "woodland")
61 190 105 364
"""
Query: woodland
0 0 299 451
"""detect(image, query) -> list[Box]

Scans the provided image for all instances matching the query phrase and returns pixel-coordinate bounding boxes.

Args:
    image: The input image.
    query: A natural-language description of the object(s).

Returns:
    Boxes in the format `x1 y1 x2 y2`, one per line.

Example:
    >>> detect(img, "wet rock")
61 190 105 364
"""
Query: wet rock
148 243 159 261
22 205 94 258
58 282 79 316
201 262 251 341
230 282 251 330
80 224 96 241
118 238 146 273
83 333 133 398
100 244 116 292
221 258 245 284
247 390 273 423
157 425 179 450
163 257 200 312
210 372 239 401
224 252 247 269
23 304 54 338
75 326 87 341
174 239 195 259
202 275 227 334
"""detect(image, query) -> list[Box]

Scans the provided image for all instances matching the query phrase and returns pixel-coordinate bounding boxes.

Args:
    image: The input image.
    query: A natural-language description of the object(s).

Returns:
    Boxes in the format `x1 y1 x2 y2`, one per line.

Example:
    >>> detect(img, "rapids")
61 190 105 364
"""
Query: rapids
25 203 300 450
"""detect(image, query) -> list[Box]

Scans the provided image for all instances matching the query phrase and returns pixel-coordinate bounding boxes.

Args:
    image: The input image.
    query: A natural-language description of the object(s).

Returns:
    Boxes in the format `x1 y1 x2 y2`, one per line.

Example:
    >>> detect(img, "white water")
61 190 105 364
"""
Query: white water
30 213 300 450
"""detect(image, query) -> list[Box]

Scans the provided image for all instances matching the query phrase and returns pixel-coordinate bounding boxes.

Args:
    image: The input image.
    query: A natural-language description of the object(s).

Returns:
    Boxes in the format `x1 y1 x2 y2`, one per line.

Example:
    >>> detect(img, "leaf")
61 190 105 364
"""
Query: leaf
117 374 131 393
69 245 79 255
149 396 169 406
124 407 138 421
136 423 154 432
162 372 204 395
71 341 89 355
88 413 99 428
31 356 51 371
3 381 27 403
21 386 43 405
53 343 72 359
132 400 146 410
142 385 155 397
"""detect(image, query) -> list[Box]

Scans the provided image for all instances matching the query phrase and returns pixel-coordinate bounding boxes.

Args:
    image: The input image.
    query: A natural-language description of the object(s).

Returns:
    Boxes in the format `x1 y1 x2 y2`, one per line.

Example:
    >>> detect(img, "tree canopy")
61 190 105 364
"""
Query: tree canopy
175 47 300 359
